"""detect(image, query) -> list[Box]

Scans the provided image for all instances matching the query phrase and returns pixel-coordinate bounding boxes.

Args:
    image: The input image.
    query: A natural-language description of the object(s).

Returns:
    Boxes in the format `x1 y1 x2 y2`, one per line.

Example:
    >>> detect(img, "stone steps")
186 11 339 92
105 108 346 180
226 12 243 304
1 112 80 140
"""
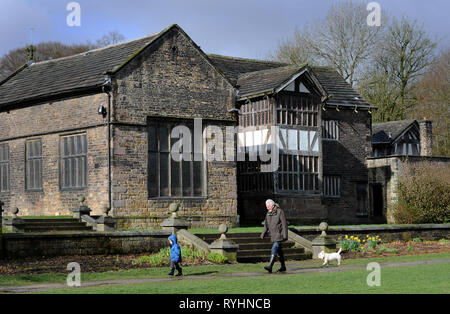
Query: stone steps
195 232 312 263
12 218 93 233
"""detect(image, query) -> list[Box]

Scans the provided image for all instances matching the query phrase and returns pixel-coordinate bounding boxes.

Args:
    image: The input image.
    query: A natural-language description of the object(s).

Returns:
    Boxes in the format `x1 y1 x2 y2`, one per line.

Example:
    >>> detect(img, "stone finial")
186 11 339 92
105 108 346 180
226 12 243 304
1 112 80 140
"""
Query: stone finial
319 221 328 237
102 205 111 217
12 207 19 219
218 224 228 240
169 202 180 218
160 203 188 234
78 195 86 206
311 221 336 259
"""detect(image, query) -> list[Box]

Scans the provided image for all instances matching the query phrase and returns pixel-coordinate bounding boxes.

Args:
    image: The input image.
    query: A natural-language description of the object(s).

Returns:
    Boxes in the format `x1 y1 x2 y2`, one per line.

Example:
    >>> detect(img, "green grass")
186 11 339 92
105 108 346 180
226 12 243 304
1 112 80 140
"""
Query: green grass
1 252 448 288
37 261 450 294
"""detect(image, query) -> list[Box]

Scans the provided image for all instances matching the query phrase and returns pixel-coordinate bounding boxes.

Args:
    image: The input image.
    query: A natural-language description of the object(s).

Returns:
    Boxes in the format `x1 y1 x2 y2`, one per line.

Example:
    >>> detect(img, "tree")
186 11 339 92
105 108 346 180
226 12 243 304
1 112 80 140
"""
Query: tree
0 31 126 80
271 1 384 86
95 31 126 48
409 48 450 156
0 42 94 80
359 17 437 122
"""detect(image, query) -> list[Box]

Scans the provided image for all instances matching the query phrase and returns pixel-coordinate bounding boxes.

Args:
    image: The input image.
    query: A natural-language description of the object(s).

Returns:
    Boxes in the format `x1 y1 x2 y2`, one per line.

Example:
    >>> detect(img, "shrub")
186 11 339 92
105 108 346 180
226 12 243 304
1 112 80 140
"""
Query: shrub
207 253 228 264
392 162 450 224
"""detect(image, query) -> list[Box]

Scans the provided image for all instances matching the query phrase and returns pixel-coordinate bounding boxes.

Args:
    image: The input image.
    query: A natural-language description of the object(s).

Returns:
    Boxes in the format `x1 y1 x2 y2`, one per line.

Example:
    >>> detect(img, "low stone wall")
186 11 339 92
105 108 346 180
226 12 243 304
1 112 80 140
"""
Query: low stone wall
292 224 450 242
2 230 171 259
116 215 240 229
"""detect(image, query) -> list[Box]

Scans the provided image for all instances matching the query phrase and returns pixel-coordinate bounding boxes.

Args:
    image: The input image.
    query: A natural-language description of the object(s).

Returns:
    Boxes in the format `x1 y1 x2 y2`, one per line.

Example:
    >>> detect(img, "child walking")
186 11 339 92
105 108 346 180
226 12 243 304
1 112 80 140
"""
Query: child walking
168 234 183 276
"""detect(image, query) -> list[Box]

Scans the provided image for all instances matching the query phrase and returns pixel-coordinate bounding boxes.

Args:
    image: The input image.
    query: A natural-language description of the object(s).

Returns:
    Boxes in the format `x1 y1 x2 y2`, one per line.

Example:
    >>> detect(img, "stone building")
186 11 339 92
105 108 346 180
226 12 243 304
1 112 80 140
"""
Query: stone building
368 119 448 223
2 24 442 227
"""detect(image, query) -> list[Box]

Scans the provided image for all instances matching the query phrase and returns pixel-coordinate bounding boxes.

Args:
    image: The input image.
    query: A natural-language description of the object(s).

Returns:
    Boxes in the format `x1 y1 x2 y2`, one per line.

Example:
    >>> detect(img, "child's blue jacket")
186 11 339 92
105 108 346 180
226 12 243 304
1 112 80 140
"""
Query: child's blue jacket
168 234 182 263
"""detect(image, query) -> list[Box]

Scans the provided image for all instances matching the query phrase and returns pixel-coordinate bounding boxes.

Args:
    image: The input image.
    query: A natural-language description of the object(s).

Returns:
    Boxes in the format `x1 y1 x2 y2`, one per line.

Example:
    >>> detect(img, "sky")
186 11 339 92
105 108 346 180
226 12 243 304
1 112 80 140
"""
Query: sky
0 0 449 60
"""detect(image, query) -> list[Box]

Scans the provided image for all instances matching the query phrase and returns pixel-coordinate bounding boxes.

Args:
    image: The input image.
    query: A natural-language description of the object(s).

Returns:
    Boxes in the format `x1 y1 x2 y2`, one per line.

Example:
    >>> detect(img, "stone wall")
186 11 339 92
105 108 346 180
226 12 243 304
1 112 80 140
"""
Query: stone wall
368 156 450 223
292 224 450 242
322 108 372 224
0 204 3 258
109 26 239 227
0 94 109 216
2 230 171 259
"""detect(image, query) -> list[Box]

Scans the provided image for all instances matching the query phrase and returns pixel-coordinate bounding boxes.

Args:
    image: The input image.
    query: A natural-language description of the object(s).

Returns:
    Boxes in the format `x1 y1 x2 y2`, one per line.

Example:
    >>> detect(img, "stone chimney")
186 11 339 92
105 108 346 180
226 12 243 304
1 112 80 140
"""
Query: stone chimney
419 118 433 156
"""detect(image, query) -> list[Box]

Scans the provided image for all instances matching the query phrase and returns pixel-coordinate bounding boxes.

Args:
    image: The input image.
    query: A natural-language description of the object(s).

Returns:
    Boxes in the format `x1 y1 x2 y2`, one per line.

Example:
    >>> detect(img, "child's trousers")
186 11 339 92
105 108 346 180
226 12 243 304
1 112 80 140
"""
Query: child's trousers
169 261 182 275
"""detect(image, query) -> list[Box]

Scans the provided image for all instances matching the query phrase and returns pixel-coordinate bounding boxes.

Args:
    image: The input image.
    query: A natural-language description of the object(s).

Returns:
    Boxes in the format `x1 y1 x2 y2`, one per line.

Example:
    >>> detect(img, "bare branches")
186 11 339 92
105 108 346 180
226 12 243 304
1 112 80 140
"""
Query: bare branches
271 1 384 87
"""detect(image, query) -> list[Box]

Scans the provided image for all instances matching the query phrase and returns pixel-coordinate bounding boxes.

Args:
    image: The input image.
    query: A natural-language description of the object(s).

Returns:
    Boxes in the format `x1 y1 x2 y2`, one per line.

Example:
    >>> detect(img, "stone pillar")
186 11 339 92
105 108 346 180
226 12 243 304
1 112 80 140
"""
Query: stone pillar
72 196 92 219
311 222 337 259
208 224 239 262
96 206 117 232
3 207 25 232
419 119 433 156
160 203 189 234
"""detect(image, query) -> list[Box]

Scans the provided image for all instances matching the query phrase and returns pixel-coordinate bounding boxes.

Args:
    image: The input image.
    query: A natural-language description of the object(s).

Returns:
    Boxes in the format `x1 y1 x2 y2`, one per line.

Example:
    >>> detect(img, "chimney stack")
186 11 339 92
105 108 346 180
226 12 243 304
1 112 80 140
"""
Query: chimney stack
419 118 432 156
27 45 35 62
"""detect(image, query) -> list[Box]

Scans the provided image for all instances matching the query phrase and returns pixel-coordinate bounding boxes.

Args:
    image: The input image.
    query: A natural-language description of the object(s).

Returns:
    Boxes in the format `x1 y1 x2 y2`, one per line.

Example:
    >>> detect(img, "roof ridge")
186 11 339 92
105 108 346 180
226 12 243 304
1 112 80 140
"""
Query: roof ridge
29 31 163 67
237 64 302 79
208 53 288 66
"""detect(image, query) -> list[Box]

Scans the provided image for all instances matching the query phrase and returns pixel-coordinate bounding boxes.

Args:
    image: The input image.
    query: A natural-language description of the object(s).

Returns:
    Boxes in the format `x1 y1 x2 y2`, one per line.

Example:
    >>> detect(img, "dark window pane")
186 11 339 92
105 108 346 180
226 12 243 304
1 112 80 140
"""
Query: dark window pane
159 126 169 152
160 152 169 196
193 161 203 196
148 126 157 151
182 159 192 196
171 159 181 197
148 152 158 197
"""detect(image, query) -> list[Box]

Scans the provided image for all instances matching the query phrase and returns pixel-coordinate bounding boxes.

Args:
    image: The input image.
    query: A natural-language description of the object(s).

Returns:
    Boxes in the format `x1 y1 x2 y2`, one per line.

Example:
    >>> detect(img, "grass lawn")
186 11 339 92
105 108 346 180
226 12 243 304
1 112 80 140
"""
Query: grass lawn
1 252 448 290
37 260 450 294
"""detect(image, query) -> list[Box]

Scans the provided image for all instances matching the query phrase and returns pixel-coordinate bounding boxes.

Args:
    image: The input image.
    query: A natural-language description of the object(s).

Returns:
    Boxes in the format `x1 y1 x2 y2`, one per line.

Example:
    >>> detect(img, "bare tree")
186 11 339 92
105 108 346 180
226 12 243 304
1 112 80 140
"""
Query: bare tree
271 1 384 86
0 31 126 80
410 48 450 156
95 31 126 48
359 17 437 122
0 42 95 80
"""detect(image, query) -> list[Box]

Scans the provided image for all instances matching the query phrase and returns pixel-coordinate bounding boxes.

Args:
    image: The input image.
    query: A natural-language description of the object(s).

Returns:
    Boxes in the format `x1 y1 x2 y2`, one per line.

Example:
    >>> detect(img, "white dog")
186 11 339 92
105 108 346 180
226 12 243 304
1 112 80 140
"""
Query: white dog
317 248 342 266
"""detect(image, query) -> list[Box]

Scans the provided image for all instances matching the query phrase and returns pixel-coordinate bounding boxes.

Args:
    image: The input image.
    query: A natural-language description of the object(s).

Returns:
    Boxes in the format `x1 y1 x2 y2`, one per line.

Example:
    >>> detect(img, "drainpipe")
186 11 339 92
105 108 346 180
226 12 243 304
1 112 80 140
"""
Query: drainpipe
102 77 112 212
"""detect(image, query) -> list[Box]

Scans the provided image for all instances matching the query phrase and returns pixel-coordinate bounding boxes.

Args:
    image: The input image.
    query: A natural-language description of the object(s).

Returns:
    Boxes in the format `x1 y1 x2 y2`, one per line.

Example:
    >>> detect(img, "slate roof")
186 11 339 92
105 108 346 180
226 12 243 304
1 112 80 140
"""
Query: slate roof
372 119 417 144
236 65 305 98
311 67 370 107
208 54 370 107
0 25 371 110
208 54 287 85
0 28 165 107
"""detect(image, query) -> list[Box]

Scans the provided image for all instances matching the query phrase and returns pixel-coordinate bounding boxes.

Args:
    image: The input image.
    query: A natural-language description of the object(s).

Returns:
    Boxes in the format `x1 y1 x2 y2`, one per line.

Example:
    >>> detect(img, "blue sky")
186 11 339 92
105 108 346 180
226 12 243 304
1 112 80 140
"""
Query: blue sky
1 0 449 59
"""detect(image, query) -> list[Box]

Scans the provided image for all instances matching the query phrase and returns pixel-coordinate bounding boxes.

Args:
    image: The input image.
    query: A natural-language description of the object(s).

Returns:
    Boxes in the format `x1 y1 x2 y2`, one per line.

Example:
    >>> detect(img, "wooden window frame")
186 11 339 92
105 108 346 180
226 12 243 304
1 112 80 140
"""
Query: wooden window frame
322 120 339 141
323 175 340 198
148 120 206 199
277 153 319 192
59 133 88 190
25 139 43 191
276 93 319 127
0 144 9 193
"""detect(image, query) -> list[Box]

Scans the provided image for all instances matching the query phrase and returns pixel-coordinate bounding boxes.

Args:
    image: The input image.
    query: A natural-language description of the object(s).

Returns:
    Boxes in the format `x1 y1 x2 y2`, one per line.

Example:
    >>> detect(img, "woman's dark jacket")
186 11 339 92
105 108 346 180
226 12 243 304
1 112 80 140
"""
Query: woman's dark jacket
260 205 288 243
